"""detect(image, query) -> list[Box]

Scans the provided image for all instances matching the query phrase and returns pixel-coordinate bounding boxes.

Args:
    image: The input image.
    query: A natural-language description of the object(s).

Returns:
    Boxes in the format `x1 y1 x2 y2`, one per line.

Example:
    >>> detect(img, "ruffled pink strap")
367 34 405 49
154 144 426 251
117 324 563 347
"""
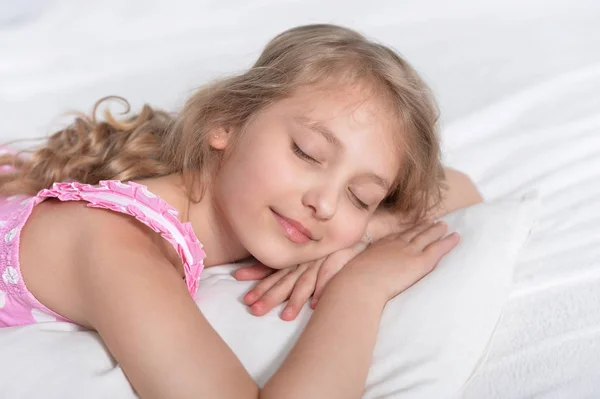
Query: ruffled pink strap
34 180 206 297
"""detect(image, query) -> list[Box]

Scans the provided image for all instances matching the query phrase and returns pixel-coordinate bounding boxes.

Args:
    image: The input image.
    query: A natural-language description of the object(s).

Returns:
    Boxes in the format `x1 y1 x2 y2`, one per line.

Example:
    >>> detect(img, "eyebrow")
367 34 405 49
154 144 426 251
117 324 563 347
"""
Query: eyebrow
295 117 391 191
364 174 391 191
295 117 342 148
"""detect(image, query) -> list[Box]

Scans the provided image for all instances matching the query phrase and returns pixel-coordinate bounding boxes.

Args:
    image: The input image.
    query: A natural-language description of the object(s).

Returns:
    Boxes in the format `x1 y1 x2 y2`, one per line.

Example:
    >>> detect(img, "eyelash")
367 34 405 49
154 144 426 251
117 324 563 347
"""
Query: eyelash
349 190 369 210
292 142 317 163
292 142 369 211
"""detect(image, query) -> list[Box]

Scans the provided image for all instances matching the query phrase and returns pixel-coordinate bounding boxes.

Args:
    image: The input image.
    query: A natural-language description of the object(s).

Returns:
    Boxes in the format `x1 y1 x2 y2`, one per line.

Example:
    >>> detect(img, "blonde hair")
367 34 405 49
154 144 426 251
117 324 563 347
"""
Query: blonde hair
0 24 445 224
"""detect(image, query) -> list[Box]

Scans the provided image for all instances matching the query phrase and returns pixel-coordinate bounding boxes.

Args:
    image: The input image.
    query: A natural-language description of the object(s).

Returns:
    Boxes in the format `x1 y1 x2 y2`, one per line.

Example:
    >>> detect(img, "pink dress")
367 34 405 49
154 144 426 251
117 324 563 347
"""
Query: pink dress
0 180 206 327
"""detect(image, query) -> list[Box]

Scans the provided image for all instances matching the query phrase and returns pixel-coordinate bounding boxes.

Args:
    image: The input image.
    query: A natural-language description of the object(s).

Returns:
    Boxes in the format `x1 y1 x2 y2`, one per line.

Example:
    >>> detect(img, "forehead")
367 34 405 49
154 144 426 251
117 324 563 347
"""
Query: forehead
280 84 404 182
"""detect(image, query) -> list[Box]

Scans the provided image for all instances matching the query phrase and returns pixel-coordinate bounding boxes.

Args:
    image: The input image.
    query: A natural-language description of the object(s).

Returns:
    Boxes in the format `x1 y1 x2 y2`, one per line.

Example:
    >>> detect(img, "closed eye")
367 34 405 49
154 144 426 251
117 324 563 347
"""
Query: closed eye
348 189 369 210
292 142 318 163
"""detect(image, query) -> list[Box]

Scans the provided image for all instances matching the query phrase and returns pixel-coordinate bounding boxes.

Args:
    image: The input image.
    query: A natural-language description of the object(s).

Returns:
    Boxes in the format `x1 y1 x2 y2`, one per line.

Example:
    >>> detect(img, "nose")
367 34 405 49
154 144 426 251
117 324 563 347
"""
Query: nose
302 183 339 220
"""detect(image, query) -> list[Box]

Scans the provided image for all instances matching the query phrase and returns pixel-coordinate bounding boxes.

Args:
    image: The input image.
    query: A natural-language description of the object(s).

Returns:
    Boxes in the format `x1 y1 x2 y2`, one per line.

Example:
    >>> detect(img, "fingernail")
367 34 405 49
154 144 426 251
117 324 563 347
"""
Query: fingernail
310 299 318 308
281 307 293 320
251 302 264 314
244 292 257 303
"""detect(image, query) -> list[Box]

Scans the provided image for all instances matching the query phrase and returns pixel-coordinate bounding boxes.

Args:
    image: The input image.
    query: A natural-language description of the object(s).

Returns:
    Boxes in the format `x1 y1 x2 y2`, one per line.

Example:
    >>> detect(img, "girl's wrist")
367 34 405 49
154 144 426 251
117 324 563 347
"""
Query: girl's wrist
330 264 389 307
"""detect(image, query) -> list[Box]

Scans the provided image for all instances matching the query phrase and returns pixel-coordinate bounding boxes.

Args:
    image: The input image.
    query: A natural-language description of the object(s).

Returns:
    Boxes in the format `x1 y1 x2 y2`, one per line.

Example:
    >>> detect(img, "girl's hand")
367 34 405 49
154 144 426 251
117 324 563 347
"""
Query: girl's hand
340 220 460 302
234 240 369 321
233 211 421 321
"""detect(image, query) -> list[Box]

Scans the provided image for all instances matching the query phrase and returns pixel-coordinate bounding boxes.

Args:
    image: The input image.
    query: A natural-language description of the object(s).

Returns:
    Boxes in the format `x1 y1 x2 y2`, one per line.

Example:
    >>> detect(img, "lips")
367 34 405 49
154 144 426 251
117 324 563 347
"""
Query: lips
271 209 315 244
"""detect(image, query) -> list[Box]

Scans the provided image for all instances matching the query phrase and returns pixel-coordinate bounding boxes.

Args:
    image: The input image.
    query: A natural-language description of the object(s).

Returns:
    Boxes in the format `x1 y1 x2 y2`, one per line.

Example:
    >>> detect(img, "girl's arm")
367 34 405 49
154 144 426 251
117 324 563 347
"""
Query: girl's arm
68 209 389 399
74 211 259 399
427 167 484 219
260 275 386 399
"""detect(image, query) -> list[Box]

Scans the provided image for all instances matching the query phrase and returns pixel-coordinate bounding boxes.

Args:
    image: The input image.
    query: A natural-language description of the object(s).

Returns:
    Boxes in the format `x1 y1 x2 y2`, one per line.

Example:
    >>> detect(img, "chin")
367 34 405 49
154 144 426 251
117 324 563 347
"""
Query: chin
241 235 311 269
247 245 298 269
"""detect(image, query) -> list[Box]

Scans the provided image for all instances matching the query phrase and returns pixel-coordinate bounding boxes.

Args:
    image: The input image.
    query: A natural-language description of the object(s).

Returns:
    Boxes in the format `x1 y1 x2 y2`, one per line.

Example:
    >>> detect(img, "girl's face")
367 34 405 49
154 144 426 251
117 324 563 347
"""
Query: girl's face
211 84 402 268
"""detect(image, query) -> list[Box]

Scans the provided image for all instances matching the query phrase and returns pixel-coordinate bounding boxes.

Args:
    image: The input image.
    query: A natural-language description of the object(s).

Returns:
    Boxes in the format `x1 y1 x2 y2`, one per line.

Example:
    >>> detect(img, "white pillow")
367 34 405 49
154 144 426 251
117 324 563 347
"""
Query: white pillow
0 194 539 398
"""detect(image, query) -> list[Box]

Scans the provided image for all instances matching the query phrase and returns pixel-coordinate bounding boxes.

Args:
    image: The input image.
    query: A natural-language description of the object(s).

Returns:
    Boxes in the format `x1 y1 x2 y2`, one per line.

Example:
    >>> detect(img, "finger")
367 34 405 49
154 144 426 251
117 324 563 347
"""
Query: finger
403 233 460 291
243 268 293 306
423 231 461 263
400 219 436 242
251 264 309 316
281 263 320 321
411 221 449 250
234 264 276 281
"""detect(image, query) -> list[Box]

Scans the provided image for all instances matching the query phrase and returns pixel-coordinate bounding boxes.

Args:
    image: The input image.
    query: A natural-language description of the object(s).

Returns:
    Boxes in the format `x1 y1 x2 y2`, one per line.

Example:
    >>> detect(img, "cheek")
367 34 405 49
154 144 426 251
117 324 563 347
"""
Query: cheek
217 143 297 203
328 215 366 249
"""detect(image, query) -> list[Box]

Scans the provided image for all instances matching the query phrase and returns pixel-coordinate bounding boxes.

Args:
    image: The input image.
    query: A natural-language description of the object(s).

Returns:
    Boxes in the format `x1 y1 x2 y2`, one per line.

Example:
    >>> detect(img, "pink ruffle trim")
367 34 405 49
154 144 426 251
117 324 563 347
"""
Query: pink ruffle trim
35 180 206 297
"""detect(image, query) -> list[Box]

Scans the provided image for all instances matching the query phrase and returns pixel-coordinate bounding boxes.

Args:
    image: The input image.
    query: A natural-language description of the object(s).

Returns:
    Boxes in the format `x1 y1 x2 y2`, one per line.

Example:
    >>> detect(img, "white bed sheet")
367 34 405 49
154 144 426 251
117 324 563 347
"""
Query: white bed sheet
1 0 599 397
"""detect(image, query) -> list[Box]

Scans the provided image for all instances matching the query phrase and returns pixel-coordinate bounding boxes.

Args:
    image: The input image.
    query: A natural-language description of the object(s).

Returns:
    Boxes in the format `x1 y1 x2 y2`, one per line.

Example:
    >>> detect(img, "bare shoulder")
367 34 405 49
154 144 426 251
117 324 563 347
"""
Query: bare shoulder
21 199 173 327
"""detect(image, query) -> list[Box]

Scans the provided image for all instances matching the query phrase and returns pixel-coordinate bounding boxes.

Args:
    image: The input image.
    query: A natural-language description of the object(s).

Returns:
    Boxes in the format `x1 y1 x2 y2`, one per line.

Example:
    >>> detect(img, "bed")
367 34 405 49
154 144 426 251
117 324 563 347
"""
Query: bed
1 0 599 397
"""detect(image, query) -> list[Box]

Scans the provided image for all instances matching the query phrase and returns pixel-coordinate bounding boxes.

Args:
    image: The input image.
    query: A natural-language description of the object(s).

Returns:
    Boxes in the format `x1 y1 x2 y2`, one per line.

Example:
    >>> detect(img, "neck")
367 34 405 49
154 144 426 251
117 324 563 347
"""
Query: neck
188 184 251 267
137 174 250 267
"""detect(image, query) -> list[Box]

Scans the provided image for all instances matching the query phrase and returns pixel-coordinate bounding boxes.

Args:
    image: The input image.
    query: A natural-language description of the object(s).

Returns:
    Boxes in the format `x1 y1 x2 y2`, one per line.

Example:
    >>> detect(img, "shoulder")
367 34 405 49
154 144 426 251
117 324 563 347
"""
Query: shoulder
32 198 164 254
61 200 173 271
20 198 175 327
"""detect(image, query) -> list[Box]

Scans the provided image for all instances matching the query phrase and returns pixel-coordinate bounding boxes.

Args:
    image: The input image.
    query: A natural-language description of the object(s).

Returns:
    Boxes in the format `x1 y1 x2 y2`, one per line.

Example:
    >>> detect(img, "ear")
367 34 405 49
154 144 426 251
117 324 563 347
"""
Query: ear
208 126 232 150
